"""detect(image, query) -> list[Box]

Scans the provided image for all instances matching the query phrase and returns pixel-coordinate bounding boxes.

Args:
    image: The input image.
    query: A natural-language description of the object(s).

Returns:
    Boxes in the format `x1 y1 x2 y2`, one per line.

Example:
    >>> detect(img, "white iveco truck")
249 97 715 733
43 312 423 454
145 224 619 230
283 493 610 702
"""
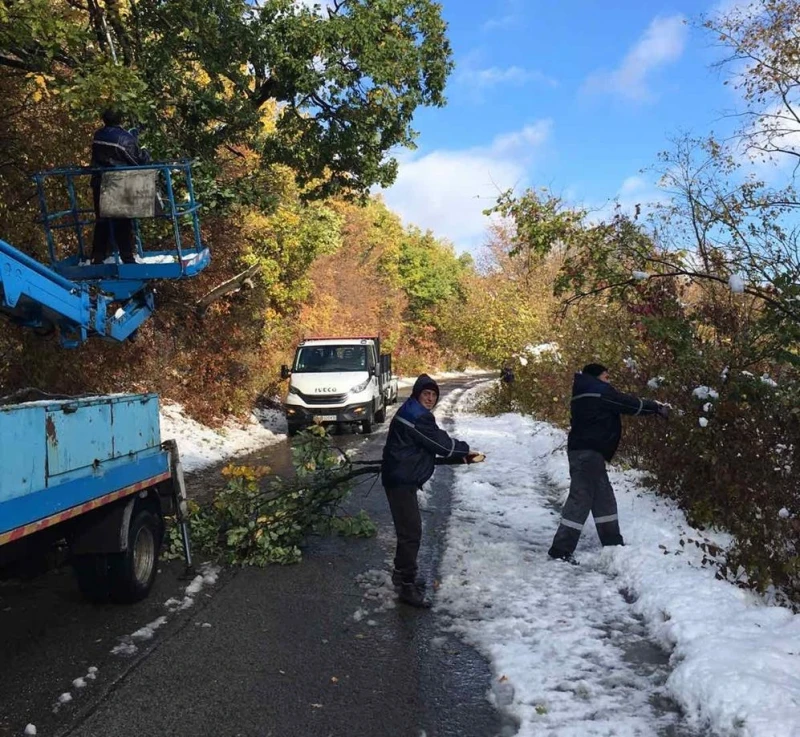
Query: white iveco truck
281 336 399 436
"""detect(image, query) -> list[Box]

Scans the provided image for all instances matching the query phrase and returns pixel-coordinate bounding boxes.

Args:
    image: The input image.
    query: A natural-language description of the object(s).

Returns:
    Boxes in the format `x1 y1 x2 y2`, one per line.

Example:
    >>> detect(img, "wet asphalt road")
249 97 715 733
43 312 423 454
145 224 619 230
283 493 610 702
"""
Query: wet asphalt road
0 377 505 737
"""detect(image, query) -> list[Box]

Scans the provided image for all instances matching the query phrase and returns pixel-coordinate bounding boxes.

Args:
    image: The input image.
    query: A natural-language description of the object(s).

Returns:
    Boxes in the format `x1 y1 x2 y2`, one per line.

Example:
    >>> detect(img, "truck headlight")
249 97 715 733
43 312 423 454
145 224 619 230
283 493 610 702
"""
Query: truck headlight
349 377 371 395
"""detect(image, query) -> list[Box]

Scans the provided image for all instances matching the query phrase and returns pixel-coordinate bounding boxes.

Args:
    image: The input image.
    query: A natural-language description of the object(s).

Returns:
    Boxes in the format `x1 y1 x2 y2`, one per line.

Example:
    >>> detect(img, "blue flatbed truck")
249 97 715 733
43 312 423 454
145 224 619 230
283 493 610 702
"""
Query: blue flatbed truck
0 160 206 601
0 393 192 602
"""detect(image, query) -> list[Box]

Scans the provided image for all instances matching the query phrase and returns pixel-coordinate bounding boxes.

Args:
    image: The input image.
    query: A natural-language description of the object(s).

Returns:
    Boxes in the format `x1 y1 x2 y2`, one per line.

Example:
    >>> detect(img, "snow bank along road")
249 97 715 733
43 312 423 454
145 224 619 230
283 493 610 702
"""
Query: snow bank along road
439 384 800 737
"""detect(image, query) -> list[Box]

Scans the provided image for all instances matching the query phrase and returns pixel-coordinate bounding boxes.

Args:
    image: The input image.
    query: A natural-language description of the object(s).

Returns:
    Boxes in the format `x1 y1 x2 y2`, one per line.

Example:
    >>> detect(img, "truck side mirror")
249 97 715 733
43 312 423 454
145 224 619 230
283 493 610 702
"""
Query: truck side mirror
280 365 291 380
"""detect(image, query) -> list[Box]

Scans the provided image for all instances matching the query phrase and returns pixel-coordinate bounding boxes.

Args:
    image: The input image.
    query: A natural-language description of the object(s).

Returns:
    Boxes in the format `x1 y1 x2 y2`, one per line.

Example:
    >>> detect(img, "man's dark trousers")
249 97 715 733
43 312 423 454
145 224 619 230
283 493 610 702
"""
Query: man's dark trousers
549 449 623 557
91 184 135 263
385 484 422 583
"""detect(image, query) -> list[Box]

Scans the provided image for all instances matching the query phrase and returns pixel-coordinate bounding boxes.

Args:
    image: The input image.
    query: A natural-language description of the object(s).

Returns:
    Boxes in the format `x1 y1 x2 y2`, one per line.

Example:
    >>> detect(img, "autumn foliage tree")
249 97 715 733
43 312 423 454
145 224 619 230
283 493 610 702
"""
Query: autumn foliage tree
472 0 800 603
0 0 457 415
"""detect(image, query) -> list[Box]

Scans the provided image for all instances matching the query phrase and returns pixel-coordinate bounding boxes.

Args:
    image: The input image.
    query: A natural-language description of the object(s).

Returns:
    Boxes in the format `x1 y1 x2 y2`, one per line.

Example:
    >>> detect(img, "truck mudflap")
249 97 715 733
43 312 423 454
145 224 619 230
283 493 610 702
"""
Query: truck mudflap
0 471 171 548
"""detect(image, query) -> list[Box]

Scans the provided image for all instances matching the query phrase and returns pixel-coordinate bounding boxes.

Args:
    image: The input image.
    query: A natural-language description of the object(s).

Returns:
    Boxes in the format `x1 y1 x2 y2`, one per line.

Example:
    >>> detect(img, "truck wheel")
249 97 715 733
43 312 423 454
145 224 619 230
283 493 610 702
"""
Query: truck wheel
287 423 302 437
108 509 161 604
73 554 112 603
375 406 386 424
361 411 374 434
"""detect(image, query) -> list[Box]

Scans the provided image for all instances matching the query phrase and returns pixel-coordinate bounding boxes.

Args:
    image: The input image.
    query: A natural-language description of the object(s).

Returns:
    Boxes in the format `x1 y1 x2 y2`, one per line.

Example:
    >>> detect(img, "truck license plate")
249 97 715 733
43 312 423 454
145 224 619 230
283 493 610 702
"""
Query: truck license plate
315 415 337 422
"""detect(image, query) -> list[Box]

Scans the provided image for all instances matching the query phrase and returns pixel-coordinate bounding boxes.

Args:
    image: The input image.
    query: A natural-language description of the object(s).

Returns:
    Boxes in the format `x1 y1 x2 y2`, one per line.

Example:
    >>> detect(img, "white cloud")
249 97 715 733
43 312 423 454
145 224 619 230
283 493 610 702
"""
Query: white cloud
459 64 557 91
483 0 524 31
583 15 688 102
381 121 553 252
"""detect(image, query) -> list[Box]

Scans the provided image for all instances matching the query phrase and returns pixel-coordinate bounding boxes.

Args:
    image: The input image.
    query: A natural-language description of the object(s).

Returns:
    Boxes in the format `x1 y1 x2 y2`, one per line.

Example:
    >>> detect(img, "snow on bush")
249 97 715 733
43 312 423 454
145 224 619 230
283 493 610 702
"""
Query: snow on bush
647 376 665 389
519 343 561 364
692 386 719 400
729 273 746 293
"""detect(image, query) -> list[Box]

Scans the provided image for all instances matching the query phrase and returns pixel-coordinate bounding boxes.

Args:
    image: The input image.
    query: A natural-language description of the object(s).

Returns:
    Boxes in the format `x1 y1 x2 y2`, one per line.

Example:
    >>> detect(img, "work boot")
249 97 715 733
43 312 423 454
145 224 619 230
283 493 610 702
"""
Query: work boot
391 570 427 590
398 582 431 609
548 549 578 565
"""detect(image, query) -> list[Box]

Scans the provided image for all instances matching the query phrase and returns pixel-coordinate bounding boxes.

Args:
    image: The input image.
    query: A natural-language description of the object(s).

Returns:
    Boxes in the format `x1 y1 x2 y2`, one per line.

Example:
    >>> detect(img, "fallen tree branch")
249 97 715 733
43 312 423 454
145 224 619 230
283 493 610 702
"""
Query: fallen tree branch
195 264 261 316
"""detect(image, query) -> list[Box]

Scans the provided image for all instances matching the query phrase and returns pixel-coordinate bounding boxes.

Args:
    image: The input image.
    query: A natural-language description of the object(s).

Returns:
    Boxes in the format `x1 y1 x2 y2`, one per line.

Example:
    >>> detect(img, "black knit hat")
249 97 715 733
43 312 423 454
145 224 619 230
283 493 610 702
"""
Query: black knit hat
412 373 440 402
102 108 124 126
582 363 608 377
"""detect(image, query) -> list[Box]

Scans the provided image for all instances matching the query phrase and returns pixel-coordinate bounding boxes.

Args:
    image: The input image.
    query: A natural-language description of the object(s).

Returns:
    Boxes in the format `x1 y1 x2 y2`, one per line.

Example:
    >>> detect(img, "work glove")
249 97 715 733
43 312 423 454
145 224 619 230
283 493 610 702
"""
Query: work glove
656 403 670 419
463 452 486 464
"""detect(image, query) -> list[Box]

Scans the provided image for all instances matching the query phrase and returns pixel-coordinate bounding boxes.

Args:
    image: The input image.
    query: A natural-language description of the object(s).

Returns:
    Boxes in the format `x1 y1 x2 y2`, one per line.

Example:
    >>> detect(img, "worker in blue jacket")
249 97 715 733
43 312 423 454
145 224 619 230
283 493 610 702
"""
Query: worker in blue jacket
382 374 480 608
90 109 151 264
548 363 668 563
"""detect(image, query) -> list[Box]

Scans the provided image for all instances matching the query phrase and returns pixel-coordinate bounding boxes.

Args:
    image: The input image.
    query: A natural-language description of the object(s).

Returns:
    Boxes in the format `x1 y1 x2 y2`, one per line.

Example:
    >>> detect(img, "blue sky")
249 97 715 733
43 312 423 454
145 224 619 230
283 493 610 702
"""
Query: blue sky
378 0 742 253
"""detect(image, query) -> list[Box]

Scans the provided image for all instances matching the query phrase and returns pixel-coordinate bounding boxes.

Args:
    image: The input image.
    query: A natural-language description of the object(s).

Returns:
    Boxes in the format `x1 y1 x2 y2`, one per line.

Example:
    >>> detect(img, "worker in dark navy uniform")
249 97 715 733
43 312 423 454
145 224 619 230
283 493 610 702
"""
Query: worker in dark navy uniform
382 374 481 608
548 363 668 563
90 109 151 264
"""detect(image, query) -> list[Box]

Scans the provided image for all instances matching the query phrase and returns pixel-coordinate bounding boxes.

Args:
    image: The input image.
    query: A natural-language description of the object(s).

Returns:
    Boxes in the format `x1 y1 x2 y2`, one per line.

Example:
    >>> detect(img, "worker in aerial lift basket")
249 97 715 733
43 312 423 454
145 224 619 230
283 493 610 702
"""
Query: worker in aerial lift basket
90 108 151 265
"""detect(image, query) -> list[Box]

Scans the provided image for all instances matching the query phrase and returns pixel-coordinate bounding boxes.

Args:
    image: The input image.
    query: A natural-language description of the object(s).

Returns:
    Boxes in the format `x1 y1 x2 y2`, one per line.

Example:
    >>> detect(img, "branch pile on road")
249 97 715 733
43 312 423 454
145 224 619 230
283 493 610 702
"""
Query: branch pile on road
166 426 378 566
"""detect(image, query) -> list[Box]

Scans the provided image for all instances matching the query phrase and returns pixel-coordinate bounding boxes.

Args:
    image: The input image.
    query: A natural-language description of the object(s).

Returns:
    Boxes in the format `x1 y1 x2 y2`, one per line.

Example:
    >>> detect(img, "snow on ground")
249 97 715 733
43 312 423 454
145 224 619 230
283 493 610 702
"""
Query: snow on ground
437 388 800 737
160 403 286 473
111 564 220 658
396 368 489 390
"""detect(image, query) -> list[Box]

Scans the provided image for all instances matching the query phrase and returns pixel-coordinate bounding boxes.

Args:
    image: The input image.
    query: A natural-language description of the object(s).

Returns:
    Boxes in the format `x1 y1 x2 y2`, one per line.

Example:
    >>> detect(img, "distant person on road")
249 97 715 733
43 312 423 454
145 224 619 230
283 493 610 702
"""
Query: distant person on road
548 363 668 563
382 374 482 608
90 108 151 265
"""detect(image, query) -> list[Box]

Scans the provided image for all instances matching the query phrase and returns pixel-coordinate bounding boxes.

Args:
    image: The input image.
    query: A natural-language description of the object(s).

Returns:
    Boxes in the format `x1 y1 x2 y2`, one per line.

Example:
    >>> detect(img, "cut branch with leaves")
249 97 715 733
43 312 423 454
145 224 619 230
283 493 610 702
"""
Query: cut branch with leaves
165 424 378 566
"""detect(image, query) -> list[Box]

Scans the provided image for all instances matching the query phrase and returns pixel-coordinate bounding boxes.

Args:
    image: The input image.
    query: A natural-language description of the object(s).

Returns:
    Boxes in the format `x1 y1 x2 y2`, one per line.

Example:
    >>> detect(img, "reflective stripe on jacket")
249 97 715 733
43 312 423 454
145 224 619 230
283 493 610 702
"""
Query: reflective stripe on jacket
567 372 659 461
92 125 150 168
381 394 469 488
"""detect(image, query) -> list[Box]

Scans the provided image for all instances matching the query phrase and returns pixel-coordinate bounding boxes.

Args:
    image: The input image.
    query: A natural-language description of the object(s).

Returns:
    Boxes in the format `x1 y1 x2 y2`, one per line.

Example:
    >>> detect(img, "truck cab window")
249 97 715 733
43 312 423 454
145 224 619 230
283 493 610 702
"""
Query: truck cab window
294 345 367 372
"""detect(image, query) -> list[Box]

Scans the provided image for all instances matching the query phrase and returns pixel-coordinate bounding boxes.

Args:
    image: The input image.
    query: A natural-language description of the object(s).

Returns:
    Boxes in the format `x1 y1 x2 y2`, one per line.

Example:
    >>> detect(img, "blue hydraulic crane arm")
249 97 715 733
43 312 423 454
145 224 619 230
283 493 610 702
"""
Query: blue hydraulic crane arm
0 238 91 325
0 238 152 346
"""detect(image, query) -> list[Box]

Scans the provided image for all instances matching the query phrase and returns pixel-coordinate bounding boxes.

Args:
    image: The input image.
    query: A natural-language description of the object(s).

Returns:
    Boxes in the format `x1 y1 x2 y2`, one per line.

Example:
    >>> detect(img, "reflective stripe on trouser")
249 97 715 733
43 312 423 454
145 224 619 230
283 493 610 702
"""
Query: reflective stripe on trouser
549 449 623 557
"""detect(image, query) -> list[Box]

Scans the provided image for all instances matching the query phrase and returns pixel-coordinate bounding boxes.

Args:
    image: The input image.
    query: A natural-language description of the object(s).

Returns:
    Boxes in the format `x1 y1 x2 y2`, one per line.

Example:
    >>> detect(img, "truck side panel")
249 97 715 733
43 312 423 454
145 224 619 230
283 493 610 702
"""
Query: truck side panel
0 406 47 503
0 451 170 541
0 393 165 542
46 402 113 478
45 395 160 481
111 396 160 458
